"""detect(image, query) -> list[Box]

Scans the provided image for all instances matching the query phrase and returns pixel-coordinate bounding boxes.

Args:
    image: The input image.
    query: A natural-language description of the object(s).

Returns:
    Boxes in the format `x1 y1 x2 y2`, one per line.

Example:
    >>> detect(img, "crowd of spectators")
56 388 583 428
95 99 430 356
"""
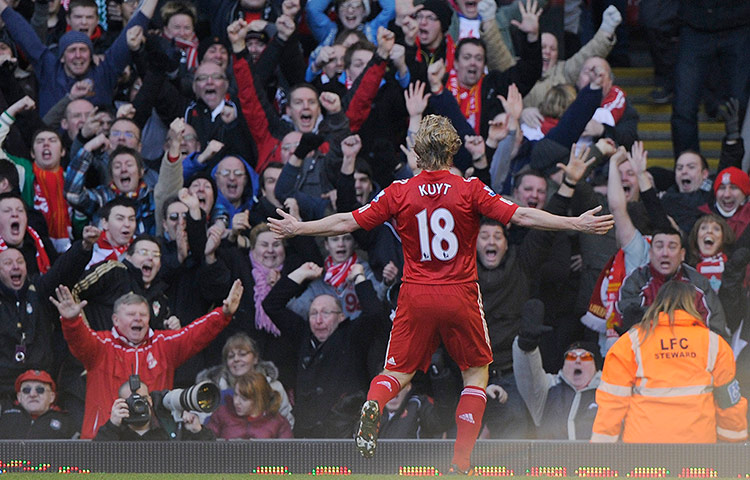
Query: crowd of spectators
0 0 748 443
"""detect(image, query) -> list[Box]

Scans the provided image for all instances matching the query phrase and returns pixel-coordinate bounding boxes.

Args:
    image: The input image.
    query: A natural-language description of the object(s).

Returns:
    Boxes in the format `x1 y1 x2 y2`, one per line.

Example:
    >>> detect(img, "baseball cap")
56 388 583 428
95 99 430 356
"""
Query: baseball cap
15 369 56 393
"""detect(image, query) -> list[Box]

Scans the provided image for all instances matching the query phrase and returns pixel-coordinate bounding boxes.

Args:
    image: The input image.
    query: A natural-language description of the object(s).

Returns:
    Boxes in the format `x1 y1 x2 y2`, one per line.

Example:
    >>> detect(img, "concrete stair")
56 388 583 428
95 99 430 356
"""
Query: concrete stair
613 66 725 170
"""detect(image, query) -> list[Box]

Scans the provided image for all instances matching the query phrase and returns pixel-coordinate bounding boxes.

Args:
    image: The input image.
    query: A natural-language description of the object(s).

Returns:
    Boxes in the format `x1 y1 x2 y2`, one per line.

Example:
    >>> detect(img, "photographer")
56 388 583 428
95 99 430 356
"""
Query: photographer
94 379 214 441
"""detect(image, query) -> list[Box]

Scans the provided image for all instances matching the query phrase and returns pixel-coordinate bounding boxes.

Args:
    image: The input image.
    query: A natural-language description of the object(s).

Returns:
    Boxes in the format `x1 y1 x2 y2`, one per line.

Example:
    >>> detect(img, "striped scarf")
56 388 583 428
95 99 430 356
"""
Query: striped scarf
324 253 357 288
0 226 51 274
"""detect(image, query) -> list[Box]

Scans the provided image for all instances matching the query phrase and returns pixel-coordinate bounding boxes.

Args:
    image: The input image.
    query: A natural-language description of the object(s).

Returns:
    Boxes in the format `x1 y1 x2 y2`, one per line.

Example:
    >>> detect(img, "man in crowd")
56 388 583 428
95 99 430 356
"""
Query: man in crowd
50 279 243 438
0 369 78 439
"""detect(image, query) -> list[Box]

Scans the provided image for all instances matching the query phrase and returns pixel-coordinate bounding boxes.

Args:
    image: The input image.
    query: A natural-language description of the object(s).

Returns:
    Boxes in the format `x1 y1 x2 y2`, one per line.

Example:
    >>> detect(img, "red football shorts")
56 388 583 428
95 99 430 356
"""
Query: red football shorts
383 282 493 373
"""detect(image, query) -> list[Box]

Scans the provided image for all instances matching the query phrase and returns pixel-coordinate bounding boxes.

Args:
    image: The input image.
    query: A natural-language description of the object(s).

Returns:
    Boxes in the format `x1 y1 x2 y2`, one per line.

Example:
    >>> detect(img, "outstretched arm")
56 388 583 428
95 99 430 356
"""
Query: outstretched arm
268 209 359 238
511 204 614 234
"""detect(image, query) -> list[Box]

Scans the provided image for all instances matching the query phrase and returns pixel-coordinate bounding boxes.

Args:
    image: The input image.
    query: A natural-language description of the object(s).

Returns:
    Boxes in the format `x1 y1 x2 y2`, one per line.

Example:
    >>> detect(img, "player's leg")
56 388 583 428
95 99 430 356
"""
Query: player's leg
450 364 490 474
356 369 416 458
357 283 438 458
440 283 493 475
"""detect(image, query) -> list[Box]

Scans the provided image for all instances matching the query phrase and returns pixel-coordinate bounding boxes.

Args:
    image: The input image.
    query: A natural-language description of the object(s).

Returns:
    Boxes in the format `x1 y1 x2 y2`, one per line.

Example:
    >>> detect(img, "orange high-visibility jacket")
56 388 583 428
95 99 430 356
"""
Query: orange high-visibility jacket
592 310 747 443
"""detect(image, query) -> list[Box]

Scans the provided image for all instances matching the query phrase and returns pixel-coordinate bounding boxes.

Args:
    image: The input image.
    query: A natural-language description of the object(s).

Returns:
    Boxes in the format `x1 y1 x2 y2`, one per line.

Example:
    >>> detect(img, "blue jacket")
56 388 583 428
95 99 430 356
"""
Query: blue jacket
210 155 260 227
0 7 149 115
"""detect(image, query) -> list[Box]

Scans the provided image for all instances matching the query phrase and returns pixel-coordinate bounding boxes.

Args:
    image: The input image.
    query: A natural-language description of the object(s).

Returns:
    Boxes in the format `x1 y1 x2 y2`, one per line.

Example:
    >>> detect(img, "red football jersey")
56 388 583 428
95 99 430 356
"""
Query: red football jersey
352 170 518 284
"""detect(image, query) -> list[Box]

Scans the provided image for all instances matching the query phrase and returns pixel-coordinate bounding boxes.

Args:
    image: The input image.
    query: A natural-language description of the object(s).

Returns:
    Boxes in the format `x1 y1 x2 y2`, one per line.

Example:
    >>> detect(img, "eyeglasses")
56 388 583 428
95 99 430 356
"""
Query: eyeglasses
340 1 363 10
565 351 594 362
110 130 137 139
308 309 341 319
21 386 47 395
168 212 188 221
195 73 227 82
217 169 246 178
415 12 439 22
135 248 161 258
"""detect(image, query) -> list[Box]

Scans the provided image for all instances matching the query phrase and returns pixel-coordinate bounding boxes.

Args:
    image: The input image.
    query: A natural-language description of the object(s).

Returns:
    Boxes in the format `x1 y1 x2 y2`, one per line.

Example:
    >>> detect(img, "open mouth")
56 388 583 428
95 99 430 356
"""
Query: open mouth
702 235 715 247
131 325 144 334
573 368 582 376
680 178 692 190
141 264 153 277
527 200 538 208
483 247 498 262
119 176 133 190
10 221 20 237
42 148 52 161
10 272 22 285
622 184 631 196
464 0 477 10
344 14 358 22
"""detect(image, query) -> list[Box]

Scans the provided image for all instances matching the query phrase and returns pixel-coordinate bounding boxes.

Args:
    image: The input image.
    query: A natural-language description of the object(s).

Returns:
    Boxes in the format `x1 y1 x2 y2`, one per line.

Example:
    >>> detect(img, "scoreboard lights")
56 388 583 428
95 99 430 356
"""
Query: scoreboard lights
0 460 734 477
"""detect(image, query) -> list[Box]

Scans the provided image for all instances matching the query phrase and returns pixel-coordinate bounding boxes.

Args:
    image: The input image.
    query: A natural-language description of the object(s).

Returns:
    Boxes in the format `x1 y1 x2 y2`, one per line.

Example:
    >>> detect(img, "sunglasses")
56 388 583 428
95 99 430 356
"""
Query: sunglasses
565 351 594 362
21 386 47 395
168 212 188 221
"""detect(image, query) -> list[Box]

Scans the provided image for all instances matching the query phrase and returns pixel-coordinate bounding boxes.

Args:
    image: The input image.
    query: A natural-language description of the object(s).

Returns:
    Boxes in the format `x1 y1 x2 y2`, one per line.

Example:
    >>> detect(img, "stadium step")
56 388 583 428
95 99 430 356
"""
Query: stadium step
611 63 726 171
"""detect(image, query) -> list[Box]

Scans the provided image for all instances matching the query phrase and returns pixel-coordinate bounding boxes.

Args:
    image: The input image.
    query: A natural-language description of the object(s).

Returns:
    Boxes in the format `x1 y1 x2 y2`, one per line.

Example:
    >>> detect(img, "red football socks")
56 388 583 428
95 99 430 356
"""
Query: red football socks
366 374 402 413
451 386 487 471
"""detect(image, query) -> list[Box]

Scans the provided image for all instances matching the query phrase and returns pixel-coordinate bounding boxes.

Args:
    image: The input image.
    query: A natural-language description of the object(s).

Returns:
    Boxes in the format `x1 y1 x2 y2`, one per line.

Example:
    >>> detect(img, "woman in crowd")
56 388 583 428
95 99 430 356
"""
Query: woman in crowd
197 333 293 427
591 280 747 443
205 371 293 439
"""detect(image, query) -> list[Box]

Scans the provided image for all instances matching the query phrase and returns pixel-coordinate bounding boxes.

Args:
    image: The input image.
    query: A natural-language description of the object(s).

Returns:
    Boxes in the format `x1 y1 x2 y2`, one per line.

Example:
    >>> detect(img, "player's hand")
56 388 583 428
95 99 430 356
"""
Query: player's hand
268 208 301 239
575 205 614 235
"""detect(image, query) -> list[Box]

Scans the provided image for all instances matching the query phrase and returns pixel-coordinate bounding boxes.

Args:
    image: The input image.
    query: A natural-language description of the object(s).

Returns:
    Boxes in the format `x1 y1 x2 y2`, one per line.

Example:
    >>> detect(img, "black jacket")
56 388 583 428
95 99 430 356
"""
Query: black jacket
262 275 389 438
0 405 78 439
73 259 171 332
0 241 91 397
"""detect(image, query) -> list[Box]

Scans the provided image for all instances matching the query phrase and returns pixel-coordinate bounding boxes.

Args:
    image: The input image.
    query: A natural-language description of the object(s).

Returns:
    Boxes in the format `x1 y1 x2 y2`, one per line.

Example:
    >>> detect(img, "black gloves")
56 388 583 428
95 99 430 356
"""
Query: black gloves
293 133 325 159
517 299 551 352
719 98 741 141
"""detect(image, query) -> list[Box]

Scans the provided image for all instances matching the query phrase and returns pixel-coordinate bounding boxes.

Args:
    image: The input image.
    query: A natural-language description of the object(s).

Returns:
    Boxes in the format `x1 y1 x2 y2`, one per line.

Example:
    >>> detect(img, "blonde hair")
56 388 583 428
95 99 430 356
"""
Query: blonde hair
639 280 703 340
539 84 576 119
234 371 281 415
414 115 462 171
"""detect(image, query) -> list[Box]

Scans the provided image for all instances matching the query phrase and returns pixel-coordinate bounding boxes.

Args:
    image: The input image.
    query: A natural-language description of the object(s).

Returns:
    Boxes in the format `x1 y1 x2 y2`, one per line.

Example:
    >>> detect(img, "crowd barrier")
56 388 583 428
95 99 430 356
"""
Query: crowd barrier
1 439 749 476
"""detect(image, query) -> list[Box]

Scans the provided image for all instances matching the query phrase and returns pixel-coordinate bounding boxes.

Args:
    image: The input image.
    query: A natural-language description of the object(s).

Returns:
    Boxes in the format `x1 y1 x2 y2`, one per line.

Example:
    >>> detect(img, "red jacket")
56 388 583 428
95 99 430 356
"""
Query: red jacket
61 307 232 439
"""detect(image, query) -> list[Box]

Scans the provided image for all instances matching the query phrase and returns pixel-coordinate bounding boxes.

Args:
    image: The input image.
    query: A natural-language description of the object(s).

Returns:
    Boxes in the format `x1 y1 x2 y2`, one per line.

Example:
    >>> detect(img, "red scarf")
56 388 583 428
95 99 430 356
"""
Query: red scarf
540 117 559 135
585 249 626 332
446 70 483 133
168 33 199 70
415 34 455 73
0 226 51 274
33 164 71 243
638 265 710 322
324 253 357 288
696 252 727 292
65 23 103 42
95 235 130 262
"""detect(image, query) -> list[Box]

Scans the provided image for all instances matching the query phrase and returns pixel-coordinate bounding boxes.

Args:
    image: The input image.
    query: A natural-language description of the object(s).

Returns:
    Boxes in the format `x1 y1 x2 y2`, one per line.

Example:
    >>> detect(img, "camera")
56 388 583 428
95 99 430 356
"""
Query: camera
123 375 151 425
158 381 220 417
